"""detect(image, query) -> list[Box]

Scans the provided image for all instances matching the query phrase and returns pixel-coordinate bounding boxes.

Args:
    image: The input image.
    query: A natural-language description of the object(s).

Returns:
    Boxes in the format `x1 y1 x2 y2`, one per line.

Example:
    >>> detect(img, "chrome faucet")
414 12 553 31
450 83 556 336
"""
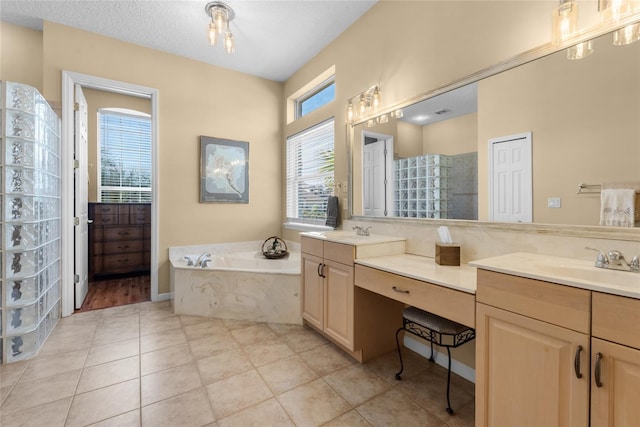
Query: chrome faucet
352 226 371 236
586 247 639 272
196 252 211 268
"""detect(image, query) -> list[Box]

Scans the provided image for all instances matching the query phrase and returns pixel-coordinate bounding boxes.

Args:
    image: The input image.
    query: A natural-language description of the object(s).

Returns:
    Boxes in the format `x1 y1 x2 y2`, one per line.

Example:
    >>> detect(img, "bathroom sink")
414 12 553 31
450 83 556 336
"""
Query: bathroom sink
532 262 640 289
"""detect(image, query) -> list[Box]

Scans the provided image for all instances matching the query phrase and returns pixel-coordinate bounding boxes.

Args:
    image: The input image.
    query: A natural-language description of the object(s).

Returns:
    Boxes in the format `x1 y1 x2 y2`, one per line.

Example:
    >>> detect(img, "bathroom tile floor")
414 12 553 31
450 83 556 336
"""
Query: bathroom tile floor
0 301 475 427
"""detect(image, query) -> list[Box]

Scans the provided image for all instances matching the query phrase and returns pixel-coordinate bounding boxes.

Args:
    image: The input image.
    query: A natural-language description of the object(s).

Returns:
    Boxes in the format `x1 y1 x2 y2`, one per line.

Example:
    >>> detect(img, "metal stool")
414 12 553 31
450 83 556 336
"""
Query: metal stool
395 306 475 415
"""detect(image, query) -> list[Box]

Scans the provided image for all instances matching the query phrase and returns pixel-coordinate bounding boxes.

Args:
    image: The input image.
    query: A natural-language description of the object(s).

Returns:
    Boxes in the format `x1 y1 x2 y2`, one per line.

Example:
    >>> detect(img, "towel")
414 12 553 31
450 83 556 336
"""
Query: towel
325 196 340 228
600 189 635 227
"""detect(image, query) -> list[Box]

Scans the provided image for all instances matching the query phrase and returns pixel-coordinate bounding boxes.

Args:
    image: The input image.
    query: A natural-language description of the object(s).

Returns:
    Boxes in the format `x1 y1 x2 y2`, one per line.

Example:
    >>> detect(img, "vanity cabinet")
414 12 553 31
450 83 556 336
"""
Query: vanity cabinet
590 292 640 426
301 236 354 350
475 269 591 427
89 203 151 279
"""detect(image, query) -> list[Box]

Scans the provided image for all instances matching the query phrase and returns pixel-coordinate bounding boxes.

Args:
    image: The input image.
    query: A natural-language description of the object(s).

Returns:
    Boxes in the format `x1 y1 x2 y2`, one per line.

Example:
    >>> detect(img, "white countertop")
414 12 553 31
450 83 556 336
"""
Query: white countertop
355 254 477 295
301 231 406 246
470 252 640 299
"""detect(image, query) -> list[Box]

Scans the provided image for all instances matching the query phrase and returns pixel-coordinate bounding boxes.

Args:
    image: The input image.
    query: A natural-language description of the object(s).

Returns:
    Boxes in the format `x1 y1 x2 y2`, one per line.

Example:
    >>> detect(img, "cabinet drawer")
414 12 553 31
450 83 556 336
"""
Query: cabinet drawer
324 241 354 266
94 240 144 255
102 253 145 271
92 214 118 225
130 205 150 224
593 292 640 349
102 226 144 241
355 264 475 328
94 204 118 215
476 269 590 334
301 236 324 257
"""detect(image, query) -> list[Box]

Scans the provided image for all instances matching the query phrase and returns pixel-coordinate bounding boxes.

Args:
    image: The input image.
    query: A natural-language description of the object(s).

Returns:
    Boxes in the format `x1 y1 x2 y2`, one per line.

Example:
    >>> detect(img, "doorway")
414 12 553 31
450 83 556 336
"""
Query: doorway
488 132 532 223
362 131 394 217
61 71 160 317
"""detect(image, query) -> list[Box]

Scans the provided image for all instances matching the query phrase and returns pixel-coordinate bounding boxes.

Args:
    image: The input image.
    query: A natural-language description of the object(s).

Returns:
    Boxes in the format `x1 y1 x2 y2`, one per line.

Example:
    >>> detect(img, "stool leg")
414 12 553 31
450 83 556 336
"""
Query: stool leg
394 327 405 380
445 346 454 415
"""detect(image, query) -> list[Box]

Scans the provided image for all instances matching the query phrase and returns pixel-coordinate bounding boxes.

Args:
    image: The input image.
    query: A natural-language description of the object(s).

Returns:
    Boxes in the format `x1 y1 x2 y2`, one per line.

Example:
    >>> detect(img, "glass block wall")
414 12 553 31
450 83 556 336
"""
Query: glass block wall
1 81 62 364
394 154 452 219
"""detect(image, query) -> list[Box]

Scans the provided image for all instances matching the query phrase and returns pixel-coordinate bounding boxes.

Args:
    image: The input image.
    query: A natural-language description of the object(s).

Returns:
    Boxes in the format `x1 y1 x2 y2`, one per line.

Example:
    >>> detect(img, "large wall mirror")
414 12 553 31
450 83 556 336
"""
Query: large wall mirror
350 23 640 229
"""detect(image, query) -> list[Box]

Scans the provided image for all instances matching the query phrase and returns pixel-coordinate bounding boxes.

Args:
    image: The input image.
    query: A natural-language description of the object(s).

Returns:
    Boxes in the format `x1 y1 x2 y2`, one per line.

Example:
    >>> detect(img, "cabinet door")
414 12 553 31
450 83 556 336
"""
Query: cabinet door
591 338 640 427
301 253 324 330
476 303 589 427
324 259 354 350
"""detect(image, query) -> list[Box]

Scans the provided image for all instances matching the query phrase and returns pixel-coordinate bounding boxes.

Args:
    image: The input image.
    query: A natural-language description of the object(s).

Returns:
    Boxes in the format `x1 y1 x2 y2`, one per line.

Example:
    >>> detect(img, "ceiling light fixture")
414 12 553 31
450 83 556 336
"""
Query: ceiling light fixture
205 1 235 54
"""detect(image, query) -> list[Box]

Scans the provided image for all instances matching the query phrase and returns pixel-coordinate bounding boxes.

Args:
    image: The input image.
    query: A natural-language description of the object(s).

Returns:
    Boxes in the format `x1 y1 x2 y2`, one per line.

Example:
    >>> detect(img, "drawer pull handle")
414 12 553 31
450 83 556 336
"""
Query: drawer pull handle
118 258 129 263
392 286 410 294
595 352 603 388
118 231 130 236
102 218 111 223
118 245 129 250
574 345 583 379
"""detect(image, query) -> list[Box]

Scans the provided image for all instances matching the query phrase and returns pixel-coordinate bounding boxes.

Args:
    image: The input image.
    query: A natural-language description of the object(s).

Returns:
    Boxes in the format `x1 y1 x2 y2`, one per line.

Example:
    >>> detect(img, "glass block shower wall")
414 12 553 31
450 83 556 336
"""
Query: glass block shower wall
1 81 62 364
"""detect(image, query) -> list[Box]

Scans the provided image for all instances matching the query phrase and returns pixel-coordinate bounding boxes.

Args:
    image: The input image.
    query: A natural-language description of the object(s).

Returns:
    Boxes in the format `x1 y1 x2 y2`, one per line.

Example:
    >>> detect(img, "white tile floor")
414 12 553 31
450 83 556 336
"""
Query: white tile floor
0 301 475 426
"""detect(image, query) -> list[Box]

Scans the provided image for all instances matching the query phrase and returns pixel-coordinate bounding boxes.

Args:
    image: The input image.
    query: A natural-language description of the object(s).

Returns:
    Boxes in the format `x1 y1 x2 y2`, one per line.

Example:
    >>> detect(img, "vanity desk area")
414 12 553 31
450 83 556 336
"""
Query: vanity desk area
301 231 640 426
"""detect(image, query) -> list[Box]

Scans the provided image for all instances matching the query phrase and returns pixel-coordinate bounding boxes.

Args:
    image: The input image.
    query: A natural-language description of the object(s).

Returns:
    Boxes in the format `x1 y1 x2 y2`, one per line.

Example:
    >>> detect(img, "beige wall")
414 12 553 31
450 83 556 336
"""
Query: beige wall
36 22 283 294
282 0 555 241
83 88 152 202
1 22 43 91
478 34 640 224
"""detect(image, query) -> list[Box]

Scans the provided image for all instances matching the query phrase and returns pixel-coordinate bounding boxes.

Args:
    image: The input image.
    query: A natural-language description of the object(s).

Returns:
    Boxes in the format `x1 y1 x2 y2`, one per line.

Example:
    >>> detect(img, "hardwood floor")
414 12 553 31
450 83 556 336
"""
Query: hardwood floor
75 274 151 312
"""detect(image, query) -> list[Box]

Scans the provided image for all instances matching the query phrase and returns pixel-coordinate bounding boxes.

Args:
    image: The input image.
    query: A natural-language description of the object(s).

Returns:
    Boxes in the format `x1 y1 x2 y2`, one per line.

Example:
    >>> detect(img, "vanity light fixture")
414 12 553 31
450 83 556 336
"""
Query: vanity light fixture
346 84 382 124
598 0 639 46
552 0 578 44
390 109 404 119
205 1 235 54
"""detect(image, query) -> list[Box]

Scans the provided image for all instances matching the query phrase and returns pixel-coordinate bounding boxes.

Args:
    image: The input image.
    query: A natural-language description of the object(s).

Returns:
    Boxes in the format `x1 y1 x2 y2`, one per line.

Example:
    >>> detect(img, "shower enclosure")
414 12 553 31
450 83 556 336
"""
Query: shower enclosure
1 81 62 363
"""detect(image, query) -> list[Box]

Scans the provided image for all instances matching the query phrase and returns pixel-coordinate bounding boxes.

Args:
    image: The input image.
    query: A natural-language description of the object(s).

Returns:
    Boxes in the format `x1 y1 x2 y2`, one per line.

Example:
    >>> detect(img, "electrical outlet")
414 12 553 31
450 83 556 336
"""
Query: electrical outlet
547 197 561 208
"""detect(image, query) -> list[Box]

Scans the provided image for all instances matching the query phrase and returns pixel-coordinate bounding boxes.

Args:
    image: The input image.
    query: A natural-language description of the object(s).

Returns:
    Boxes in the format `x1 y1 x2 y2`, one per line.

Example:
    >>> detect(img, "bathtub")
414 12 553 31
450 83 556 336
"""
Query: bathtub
169 241 302 324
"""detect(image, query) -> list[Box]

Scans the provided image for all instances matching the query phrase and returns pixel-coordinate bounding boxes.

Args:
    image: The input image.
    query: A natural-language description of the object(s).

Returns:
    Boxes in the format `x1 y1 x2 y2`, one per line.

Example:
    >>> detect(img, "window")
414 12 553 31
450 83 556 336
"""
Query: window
286 119 335 224
296 78 335 118
98 109 152 203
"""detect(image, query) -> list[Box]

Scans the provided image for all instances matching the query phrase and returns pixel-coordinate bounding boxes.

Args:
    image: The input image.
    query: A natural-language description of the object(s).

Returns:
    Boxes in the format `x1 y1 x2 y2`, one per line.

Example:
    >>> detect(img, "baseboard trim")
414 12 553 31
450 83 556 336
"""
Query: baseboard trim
154 292 172 302
404 336 476 384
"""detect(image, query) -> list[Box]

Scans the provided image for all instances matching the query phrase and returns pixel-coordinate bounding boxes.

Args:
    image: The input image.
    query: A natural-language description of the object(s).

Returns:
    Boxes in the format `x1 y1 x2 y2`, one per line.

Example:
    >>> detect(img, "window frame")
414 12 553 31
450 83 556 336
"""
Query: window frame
285 118 335 226
97 108 152 203
295 77 336 119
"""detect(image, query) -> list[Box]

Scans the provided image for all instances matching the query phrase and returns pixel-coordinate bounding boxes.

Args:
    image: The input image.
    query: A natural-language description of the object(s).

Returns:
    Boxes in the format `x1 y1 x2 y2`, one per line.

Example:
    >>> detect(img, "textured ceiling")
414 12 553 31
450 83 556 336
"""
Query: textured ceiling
0 0 377 82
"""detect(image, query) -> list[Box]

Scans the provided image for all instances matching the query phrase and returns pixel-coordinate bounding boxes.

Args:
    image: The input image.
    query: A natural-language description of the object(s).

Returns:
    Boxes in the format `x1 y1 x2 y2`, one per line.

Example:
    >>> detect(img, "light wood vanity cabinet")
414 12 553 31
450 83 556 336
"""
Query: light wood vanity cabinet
300 236 355 350
590 292 640 427
476 269 640 427
475 270 591 427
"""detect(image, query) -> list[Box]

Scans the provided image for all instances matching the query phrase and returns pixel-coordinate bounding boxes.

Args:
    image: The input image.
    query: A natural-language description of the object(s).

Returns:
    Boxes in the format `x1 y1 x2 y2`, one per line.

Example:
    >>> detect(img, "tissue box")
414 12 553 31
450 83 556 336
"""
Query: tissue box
435 243 460 266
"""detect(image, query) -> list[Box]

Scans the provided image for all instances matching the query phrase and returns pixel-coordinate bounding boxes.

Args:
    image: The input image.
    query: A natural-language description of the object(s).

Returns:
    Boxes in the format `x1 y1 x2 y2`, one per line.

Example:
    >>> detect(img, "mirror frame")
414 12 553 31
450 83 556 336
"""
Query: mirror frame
347 15 640 242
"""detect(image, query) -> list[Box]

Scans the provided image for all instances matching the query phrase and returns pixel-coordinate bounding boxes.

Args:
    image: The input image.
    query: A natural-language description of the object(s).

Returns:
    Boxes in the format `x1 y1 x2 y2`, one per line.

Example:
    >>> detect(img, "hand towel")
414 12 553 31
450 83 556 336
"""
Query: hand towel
325 196 340 228
600 189 635 227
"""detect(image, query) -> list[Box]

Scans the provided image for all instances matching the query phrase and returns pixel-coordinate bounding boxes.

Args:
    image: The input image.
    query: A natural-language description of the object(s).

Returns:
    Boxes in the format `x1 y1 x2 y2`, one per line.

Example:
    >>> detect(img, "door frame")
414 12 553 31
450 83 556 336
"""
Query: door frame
488 131 532 222
61 70 161 317
361 131 394 217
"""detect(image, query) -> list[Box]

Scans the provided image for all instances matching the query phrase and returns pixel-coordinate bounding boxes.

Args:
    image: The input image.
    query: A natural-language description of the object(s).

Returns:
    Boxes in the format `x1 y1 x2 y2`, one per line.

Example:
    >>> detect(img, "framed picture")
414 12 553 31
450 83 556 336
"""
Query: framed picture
200 136 249 203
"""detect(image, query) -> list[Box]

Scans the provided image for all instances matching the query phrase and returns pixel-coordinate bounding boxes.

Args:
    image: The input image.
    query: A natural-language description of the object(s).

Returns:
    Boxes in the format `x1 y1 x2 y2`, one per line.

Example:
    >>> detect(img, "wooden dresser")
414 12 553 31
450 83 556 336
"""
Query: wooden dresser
88 203 151 279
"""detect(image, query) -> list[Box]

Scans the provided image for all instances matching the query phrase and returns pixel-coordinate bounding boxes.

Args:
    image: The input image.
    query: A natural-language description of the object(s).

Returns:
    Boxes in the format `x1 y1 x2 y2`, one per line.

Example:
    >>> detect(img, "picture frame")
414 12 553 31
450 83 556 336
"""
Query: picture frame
200 136 249 203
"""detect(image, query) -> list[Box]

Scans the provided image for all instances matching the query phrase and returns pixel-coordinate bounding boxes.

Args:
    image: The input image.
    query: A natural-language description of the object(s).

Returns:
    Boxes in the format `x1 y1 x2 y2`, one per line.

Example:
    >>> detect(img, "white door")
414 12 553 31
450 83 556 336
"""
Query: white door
74 84 90 309
363 135 393 216
489 132 532 223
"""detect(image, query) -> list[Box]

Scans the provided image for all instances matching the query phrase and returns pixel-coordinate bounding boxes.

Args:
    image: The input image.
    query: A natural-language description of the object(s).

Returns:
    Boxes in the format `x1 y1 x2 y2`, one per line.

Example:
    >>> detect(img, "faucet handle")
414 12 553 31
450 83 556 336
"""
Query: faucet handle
585 247 609 268
630 255 640 271
607 250 626 263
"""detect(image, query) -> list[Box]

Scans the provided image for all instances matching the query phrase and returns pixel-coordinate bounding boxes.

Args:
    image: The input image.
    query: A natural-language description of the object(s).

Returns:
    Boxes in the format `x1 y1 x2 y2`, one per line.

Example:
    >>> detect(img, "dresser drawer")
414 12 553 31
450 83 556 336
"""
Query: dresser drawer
101 252 145 272
130 205 150 224
93 240 144 255
102 226 144 241
355 264 475 328
92 214 118 225
593 292 640 349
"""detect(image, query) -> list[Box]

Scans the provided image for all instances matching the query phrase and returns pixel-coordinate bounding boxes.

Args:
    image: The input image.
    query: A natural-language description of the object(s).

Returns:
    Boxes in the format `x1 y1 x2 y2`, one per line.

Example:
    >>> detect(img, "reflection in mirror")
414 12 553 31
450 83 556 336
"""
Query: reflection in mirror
351 27 640 227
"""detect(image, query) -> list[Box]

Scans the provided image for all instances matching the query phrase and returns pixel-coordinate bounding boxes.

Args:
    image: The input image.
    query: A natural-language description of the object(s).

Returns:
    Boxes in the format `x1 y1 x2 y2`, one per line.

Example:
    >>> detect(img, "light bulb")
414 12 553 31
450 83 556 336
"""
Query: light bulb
372 87 381 111
552 1 578 43
376 114 388 124
208 22 217 46
224 31 235 54
613 22 640 45
600 0 631 22
346 102 354 123
359 94 367 114
566 40 594 60
215 9 226 35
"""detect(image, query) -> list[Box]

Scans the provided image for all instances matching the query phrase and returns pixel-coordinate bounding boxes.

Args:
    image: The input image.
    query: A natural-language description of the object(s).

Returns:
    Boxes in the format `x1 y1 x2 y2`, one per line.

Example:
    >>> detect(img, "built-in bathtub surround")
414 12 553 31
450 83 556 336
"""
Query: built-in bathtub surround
169 241 302 324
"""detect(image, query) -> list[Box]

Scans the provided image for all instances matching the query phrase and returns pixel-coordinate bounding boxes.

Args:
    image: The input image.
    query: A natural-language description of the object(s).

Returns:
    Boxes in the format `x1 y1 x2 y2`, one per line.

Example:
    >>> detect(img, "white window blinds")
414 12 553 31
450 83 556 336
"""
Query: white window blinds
98 109 152 203
286 119 335 224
